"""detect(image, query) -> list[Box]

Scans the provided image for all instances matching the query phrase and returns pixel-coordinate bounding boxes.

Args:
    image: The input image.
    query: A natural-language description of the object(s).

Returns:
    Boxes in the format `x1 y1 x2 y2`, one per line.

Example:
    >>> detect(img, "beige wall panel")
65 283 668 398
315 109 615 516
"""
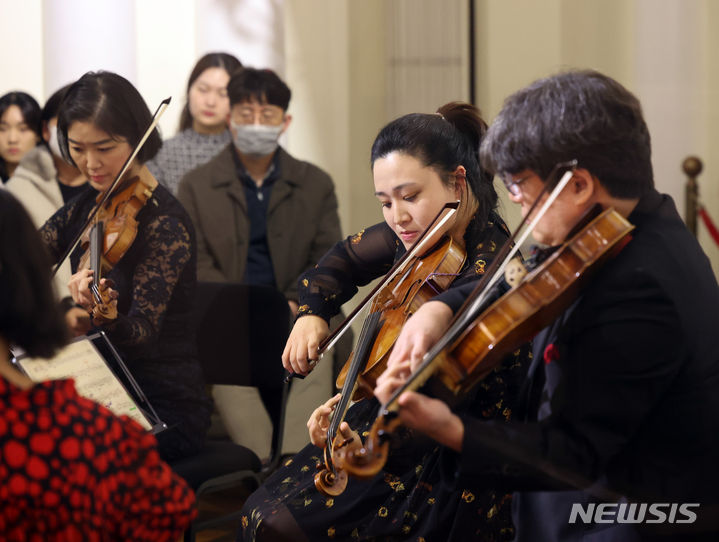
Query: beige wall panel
698 0 719 273
0 0 43 100
285 0 351 235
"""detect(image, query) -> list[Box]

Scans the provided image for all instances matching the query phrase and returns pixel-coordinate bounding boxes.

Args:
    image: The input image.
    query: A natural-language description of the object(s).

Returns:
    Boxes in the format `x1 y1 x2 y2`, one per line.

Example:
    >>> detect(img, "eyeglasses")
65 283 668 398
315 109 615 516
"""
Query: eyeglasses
501 174 531 196
501 160 579 196
233 104 285 125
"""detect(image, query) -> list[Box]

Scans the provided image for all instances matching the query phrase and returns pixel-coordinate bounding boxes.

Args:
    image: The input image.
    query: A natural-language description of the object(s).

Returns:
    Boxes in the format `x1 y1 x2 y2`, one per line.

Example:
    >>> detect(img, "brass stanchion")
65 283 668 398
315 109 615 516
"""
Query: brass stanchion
683 156 703 237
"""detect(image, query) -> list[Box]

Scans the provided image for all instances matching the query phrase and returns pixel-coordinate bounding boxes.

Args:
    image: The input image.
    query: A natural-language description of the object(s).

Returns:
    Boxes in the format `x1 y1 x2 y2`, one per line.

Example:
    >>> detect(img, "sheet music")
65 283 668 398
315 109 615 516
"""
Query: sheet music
16 338 152 430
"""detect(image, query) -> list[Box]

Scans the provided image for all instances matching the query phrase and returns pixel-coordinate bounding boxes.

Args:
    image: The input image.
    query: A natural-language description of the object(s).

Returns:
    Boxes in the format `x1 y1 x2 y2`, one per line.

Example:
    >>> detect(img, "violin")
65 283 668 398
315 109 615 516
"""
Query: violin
334 206 635 479
314 233 466 496
79 169 158 324
52 98 170 324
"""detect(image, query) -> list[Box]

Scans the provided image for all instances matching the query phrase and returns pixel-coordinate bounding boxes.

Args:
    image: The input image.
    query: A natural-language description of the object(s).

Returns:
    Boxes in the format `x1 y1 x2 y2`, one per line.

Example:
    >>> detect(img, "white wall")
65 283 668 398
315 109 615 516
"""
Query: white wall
0 0 285 139
475 0 719 275
2 0 718 274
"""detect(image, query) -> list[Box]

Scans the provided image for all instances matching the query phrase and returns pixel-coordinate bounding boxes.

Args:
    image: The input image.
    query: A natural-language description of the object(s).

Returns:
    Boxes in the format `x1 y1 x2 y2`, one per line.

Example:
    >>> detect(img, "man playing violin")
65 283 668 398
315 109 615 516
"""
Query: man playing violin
377 69 719 541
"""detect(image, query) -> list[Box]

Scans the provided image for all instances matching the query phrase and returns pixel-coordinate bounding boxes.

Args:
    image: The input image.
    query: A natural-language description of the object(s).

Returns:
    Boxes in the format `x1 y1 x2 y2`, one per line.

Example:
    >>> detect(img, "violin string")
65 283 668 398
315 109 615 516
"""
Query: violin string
327 310 382 444
451 167 576 332
381 166 577 411
320 202 459 356
51 98 171 278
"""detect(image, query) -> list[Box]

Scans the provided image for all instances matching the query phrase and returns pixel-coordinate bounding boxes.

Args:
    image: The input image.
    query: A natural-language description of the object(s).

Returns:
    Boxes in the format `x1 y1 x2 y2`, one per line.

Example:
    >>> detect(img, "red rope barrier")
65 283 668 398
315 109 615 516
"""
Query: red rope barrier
699 206 719 247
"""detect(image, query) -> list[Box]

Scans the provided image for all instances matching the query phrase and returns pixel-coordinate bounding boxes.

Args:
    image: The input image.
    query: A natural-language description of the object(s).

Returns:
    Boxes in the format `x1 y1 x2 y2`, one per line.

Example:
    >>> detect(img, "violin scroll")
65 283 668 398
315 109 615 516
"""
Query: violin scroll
314 460 348 497
89 279 118 325
332 410 401 480
314 420 364 496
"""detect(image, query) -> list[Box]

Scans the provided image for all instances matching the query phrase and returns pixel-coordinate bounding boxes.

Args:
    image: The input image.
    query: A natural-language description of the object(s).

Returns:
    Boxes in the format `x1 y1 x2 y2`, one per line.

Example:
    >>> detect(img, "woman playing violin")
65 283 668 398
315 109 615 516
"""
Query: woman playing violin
39 71 212 462
0 189 195 541
376 70 719 541
239 102 530 542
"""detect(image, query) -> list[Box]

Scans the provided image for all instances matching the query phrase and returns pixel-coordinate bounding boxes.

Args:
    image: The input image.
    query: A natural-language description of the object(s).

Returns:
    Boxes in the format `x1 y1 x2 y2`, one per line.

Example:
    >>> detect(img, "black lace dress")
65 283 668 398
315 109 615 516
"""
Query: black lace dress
39 180 212 462
238 212 531 542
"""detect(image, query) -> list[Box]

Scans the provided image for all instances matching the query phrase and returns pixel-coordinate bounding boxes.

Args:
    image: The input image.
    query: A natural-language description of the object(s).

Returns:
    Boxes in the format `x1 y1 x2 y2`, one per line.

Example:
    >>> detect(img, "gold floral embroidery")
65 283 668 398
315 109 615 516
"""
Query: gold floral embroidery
388 478 405 492
351 229 365 244
461 490 475 503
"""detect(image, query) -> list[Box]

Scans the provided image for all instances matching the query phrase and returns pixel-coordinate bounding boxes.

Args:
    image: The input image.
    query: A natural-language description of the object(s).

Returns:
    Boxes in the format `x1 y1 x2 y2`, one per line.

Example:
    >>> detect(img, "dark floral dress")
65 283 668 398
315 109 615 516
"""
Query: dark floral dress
239 211 531 542
39 179 212 462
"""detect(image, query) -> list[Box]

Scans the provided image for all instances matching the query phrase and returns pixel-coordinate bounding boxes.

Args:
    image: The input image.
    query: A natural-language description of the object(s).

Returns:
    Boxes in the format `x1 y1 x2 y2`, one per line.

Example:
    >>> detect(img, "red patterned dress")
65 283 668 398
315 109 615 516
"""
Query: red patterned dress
0 377 195 541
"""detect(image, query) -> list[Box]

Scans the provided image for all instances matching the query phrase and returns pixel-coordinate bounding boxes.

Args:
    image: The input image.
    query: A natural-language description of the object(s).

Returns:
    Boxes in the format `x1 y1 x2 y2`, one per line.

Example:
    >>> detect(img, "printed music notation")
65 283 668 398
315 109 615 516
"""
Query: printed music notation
16 338 152 431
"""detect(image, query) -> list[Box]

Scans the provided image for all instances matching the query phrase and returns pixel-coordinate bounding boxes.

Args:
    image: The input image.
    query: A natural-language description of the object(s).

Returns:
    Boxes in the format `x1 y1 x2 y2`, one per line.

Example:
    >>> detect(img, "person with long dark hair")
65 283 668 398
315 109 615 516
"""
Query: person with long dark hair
38 70 212 462
147 52 242 194
238 102 530 542
0 190 195 540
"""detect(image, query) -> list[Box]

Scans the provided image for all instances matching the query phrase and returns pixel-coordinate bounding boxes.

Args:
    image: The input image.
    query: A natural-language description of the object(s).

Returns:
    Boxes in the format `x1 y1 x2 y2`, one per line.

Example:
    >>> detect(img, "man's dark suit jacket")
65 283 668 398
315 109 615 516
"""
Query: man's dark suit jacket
440 190 719 541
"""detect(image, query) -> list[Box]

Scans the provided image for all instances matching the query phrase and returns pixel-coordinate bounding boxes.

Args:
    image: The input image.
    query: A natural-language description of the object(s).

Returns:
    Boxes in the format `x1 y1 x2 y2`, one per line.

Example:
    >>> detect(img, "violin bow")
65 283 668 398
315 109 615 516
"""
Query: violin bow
51 97 171 278
287 200 461 381
451 160 579 332
380 160 579 411
320 201 460 353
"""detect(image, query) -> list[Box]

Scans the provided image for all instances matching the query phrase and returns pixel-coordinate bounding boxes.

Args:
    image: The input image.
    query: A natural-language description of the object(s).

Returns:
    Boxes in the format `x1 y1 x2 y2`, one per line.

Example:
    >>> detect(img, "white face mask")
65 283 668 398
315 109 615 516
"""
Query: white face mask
230 122 283 157
48 124 62 158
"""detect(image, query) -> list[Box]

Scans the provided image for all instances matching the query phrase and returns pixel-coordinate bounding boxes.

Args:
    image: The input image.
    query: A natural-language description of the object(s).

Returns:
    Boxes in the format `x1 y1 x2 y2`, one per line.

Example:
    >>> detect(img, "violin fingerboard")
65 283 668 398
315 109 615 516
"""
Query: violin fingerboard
89 222 104 285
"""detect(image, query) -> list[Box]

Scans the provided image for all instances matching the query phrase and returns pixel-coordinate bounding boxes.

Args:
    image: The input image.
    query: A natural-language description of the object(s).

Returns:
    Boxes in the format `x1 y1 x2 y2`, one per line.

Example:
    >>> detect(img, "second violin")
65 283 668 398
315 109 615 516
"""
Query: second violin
335 207 634 479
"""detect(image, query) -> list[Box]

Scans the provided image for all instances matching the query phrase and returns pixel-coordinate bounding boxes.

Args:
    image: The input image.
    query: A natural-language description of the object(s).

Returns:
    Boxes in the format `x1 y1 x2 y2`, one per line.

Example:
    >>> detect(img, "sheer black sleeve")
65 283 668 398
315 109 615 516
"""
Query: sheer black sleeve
104 216 191 347
296 222 400 323
38 198 86 264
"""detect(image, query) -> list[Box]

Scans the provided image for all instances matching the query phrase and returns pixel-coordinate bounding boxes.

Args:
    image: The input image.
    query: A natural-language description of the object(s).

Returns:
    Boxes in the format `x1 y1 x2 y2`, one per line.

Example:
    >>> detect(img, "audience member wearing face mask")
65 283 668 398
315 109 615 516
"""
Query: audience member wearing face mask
176 67 346 447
